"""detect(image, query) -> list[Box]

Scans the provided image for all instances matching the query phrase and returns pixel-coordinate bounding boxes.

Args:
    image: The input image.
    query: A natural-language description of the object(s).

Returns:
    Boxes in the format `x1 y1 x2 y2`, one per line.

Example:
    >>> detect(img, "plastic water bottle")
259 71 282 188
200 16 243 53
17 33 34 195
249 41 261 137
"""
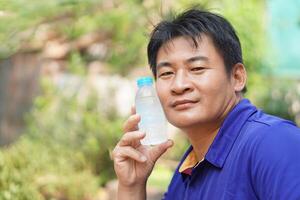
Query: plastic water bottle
135 77 168 145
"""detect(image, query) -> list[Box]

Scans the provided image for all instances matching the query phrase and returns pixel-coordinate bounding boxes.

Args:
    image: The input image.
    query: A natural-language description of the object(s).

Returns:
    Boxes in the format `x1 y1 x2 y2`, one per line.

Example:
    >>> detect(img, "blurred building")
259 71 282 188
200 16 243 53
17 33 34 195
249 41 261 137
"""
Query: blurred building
267 0 300 77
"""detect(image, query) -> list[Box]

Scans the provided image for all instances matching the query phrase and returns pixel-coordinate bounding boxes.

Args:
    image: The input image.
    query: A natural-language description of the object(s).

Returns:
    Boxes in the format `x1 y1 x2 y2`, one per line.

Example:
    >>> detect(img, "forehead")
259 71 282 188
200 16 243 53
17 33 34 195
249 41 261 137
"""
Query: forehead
156 35 221 62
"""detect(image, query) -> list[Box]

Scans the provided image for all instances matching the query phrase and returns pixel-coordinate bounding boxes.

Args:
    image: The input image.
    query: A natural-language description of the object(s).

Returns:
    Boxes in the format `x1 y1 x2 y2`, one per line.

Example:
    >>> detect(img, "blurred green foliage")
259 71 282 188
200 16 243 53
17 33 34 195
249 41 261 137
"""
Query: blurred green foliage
0 79 123 199
254 78 300 121
27 79 123 182
0 0 99 57
0 138 98 200
0 0 149 75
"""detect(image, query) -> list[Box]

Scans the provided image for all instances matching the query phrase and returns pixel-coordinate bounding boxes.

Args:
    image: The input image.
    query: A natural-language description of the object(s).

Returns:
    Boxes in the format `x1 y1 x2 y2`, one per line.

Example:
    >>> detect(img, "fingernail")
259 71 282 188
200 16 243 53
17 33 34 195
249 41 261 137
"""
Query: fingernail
134 114 140 118
140 132 146 136
141 156 147 162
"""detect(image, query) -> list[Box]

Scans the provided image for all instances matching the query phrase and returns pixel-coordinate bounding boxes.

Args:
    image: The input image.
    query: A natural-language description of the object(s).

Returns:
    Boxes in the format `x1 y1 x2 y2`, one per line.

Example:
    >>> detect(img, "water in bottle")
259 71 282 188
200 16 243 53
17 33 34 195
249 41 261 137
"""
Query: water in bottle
135 77 168 145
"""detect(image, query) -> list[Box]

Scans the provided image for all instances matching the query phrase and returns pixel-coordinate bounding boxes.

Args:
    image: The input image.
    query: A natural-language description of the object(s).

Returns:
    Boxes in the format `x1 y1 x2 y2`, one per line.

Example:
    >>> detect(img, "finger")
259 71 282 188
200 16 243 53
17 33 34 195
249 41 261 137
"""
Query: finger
113 146 147 163
151 139 174 161
122 114 140 133
119 131 145 146
131 105 136 115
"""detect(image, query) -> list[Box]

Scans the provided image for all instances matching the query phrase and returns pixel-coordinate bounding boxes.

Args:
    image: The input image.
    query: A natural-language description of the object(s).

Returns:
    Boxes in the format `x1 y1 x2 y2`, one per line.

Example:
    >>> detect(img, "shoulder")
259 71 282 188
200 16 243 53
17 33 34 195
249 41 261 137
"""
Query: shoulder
248 110 300 151
236 110 300 156
233 109 300 178
244 111 300 198
241 110 300 159
242 109 298 141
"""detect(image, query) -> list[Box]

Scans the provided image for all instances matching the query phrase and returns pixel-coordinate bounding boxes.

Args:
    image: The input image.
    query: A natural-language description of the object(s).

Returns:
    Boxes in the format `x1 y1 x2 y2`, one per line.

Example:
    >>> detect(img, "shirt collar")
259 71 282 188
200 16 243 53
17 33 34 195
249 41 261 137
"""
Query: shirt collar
179 128 220 175
205 98 257 168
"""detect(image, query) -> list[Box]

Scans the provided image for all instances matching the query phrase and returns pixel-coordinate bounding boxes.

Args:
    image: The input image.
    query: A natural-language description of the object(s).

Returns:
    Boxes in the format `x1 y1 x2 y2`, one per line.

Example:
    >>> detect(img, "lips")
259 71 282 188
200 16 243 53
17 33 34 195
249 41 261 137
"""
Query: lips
171 99 199 109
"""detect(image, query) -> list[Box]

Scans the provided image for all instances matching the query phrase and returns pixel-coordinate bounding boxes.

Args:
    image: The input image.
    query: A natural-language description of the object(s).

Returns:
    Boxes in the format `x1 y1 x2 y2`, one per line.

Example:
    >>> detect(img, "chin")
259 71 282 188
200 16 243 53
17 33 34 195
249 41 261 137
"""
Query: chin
167 117 201 129
166 112 213 129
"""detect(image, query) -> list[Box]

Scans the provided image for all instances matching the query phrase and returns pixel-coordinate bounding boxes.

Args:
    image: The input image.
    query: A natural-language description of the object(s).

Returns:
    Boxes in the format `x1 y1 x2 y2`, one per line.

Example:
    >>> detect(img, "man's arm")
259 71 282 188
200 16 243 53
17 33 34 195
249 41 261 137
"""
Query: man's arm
118 183 146 200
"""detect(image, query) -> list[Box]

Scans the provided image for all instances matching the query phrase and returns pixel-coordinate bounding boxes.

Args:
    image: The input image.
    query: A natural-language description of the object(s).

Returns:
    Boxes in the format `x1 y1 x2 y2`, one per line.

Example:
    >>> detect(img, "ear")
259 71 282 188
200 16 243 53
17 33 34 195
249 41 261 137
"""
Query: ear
231 63 247 93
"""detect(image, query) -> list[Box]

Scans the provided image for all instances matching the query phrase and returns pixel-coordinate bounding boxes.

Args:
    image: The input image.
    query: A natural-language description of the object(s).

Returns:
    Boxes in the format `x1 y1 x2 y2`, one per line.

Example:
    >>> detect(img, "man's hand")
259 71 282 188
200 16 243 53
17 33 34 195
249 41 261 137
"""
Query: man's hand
112 107 173 200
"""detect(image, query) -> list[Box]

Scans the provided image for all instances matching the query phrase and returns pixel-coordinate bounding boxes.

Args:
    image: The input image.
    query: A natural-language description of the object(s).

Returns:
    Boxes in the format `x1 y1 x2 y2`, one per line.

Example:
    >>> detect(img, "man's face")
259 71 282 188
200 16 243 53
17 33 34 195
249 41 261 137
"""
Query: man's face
155 35 240 130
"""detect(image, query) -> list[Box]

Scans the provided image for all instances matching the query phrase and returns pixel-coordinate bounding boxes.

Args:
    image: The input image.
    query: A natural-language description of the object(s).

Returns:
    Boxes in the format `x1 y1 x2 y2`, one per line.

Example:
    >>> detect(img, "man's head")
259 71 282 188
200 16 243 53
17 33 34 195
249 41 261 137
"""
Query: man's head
146 8 247 131
147 9 243 81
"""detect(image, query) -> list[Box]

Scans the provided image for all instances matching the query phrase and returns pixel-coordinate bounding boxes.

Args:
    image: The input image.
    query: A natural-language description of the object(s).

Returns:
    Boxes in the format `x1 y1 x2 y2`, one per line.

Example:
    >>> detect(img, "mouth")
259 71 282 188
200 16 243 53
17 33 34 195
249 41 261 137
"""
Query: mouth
171 99 199 110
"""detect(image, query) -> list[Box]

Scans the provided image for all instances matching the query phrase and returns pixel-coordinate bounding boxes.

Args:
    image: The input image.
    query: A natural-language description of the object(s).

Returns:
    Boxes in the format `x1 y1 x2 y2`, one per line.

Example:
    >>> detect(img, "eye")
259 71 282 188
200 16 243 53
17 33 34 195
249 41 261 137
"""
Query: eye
158 71 173 77
191 67 205 72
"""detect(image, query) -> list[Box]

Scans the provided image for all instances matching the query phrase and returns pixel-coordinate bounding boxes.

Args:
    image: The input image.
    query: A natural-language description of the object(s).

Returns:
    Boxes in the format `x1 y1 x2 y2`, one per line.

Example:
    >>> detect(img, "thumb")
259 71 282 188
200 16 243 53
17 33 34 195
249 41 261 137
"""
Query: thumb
151 139 174 161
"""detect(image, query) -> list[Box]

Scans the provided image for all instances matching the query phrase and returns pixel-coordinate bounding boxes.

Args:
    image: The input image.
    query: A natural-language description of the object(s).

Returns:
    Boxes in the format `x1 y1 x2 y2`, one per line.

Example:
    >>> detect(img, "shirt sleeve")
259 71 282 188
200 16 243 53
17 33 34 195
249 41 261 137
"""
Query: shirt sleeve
251 122 300 200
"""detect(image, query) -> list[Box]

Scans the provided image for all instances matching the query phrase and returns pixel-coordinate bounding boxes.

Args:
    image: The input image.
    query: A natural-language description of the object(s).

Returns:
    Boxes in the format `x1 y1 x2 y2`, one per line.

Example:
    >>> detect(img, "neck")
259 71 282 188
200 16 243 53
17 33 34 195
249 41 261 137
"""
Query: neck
185 123 221 161
184 96 242 160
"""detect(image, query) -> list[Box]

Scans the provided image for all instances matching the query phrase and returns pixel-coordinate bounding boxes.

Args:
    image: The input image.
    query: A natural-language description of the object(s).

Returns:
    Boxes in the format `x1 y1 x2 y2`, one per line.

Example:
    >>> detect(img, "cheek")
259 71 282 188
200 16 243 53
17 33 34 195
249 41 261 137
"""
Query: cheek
201 74 231 95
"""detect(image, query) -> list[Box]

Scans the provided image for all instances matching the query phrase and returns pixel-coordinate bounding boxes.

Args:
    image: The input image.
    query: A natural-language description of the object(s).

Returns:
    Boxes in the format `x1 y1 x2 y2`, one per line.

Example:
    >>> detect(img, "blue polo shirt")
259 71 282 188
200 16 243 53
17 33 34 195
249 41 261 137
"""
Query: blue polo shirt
163 99 300 200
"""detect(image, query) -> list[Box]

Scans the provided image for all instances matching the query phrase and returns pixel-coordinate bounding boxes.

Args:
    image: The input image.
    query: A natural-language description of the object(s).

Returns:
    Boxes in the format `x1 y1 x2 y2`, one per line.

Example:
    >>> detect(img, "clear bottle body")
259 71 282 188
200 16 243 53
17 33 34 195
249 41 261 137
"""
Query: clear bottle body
135 85 168 145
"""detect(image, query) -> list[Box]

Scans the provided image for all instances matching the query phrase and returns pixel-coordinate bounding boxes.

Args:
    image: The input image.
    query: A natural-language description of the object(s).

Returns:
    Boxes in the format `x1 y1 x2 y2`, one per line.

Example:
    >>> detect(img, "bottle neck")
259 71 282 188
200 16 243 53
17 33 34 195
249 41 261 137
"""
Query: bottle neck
138 84 153 89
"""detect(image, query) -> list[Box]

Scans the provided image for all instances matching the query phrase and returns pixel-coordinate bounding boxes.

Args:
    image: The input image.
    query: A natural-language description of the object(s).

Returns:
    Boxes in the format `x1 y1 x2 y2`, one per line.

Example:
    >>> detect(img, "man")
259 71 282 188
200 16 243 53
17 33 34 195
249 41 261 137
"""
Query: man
112 8 300 200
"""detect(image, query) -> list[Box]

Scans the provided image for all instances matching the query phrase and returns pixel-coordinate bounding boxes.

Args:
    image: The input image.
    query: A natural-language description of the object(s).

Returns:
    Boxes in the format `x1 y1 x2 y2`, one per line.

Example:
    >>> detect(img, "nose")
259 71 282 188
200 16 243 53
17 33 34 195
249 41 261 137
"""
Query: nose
171 70 193 95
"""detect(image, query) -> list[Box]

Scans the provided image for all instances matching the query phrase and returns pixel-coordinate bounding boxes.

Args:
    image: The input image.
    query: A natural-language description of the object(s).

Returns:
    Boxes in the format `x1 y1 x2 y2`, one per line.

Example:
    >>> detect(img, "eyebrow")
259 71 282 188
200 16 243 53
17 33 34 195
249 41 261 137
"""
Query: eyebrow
186 56 209 63
156 55 209 69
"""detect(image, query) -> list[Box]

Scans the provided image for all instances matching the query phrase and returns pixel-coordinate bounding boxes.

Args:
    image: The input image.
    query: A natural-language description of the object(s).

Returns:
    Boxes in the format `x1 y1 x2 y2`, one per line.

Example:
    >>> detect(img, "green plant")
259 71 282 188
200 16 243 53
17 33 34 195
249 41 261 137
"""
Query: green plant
254 78 298 122
26 79 123 185
0 137 98 200
0 78 123 199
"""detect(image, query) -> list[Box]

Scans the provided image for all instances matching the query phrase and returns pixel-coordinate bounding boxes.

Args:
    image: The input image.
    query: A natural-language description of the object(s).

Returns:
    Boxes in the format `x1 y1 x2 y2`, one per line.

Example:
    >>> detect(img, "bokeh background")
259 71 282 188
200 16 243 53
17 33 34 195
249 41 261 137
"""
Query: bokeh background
0 0 299 199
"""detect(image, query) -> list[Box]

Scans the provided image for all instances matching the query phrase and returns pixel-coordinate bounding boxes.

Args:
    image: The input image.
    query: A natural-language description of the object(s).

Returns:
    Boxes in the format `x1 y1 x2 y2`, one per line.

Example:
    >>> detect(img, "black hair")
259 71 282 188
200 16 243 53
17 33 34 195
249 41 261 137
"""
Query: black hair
147 8 243 80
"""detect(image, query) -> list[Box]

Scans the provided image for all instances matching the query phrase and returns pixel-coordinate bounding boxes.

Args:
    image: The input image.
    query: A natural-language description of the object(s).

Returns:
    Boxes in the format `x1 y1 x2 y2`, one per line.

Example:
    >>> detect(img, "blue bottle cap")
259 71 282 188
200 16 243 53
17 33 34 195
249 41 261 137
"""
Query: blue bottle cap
137 77 153 87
